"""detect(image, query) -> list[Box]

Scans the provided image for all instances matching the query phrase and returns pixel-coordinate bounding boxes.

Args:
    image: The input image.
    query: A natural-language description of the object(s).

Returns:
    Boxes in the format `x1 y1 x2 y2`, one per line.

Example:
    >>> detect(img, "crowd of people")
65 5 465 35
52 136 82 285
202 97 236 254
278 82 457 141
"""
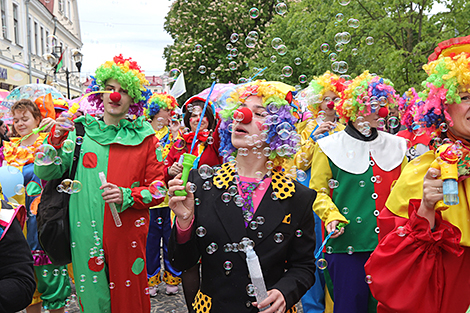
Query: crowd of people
0 34 469 313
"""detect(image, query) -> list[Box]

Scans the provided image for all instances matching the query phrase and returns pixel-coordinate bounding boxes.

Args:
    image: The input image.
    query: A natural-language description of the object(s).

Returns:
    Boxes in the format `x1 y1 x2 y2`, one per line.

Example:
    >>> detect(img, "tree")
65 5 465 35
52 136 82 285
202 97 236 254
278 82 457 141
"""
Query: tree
245 0 470 94
164 0 470 100
163 0 285 103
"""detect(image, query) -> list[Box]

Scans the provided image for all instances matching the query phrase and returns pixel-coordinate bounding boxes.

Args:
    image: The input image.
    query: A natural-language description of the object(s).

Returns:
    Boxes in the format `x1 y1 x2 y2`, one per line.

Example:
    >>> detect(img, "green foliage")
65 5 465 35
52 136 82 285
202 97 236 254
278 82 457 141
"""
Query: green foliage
164 0 470 101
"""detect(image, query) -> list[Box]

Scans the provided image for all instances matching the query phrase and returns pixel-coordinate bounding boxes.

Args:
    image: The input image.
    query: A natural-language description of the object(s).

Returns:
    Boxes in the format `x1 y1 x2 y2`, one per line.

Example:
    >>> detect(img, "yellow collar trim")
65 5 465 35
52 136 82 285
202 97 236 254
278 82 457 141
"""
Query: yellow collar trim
213 161 295 200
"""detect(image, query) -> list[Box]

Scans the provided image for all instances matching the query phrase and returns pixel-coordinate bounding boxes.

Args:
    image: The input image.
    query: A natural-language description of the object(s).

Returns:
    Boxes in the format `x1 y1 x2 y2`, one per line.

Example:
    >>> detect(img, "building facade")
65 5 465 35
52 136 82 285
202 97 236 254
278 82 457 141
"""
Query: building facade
0 0 83 97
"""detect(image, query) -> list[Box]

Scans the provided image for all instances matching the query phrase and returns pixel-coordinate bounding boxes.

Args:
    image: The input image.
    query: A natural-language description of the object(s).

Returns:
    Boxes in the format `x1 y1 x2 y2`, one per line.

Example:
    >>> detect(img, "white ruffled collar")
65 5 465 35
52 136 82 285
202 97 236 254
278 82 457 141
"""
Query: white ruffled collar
317 130 407 174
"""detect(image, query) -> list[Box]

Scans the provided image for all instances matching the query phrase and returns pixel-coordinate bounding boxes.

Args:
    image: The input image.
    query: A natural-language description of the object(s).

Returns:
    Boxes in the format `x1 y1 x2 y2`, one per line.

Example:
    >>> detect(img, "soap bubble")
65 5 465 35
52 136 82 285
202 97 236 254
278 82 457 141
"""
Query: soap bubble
336 13 344 22
224 261 233 271
229 61 237 70
169 69 180 80
246 284 256 297
294 57 302 65
249 7 259 18
245 37 256 48
53 156 62 165
14 184 25 195
248 31 259 41
149 181 167 199
365 275 373 284
273 232 284 243
62 139 75 153
35 144 58 166
366 37 374 45
329 53 338 62
194 44 202 53
321 43 330 53
282 66 293 77
272 37 283 49
339 0 350 5
198 65 207 74
275 2 288 15
270 55 277 63
277 45 287 55
348 18 359 28
328 179 339 189
299 75 307 84
196 226 207 237
316 258 328 270
230 33 239 43
352 48 358 56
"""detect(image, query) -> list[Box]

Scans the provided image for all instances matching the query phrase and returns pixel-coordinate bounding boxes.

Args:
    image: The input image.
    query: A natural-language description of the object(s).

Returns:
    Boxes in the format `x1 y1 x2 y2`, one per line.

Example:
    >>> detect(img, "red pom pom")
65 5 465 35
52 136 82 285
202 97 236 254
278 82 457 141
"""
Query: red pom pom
378 107 389 118
235 107 253 124
110 92 121 103
327 101 335 110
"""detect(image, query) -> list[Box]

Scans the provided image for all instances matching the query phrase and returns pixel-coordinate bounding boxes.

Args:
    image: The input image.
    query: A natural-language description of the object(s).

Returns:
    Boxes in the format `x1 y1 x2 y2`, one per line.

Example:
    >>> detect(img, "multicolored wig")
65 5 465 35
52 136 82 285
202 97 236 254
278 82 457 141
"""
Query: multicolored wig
86 54 152 116
303 71 347 116
336 71 399 123
398 88 425 132
144 92 178 120
218 80 300 168
413 35 470 138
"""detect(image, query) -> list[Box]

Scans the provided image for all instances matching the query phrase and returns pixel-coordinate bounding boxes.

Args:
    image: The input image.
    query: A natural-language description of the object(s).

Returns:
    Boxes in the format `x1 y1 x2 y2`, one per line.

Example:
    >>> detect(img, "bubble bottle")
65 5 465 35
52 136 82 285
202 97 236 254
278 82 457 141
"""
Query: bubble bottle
245 246 270 311
431 143 459 207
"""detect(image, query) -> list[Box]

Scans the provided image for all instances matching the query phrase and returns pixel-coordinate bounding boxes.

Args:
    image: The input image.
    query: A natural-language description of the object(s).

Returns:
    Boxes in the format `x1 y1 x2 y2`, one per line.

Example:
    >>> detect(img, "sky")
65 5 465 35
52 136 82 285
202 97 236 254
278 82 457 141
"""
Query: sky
76 0 174 78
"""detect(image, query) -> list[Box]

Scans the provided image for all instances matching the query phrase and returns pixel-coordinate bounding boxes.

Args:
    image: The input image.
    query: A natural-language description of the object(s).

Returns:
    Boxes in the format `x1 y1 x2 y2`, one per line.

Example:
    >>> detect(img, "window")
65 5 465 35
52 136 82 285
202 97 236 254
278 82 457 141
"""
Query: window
45 29 49 52
13 3 19 45
40 26 44 56
58 0 64 13
67 0 71 20
0 0 7 38
34 21 38 55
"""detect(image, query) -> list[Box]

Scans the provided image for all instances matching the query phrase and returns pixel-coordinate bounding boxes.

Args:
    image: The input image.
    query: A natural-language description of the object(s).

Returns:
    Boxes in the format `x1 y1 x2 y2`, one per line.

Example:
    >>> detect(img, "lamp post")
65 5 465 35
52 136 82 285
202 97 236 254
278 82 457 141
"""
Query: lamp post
49 47 83 99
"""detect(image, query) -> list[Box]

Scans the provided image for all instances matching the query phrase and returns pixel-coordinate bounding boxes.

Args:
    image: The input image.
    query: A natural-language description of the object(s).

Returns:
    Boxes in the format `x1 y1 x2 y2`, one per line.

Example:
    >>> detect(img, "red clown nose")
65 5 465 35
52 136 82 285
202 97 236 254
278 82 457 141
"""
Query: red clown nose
378 107 389 118
110 92 121 103
234 107 253 124
326 101 335 110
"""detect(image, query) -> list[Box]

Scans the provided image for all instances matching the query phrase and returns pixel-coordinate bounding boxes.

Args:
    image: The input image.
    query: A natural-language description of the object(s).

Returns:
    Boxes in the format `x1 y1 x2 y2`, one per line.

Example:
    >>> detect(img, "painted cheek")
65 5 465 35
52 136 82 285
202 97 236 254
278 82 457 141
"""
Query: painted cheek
256 121 263 131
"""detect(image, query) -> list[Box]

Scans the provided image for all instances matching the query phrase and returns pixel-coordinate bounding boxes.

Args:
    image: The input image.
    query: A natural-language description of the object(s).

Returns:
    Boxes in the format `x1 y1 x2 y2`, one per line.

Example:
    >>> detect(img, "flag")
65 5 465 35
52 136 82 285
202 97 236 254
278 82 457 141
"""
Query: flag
169 71 186 99
55 49 65 73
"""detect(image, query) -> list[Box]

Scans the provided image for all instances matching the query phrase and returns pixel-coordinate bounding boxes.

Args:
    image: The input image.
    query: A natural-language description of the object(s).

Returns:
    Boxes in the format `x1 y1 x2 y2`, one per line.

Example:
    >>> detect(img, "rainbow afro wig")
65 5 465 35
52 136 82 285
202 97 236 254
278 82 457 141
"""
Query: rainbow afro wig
398 88 425 132
412 35 470 138
218 80 300 168
336 71 399 123
303 71 347 115
144 92 178 120
86 54 152 116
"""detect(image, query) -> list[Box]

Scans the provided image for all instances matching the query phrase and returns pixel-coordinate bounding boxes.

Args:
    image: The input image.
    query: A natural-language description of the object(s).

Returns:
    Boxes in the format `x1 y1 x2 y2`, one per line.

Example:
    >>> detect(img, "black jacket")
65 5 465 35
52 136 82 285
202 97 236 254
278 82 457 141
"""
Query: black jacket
0 215 35 313
169 167 316 312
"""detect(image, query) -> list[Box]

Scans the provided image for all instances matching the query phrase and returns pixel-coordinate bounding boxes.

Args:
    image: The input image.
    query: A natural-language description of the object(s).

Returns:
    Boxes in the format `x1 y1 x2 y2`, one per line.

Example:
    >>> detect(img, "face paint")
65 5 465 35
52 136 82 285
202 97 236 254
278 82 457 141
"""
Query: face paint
256 121 263 131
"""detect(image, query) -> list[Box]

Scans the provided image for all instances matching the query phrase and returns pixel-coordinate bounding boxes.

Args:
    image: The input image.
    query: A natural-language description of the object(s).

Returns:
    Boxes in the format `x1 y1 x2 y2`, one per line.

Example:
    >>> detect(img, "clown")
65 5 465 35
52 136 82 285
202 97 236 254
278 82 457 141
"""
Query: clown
35 55 165 313
168 80 316 313
144 93 182 296
309 72 407 313
294 71 346 313
365 35 470 313
395 88 431 160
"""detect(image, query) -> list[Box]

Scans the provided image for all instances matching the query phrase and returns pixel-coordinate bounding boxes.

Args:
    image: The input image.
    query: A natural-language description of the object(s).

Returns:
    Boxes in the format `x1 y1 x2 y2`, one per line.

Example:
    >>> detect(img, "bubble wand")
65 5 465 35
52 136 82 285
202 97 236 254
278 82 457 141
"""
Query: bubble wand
315 220 349 259
99 172 122 227
174 81 217 197
248 67 267 82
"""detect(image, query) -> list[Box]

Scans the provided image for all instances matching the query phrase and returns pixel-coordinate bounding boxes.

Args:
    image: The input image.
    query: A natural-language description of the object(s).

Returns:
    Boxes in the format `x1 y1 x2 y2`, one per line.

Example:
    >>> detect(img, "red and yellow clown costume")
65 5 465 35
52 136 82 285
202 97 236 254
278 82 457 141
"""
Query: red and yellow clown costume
365 35 470 313
35 56 165 313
